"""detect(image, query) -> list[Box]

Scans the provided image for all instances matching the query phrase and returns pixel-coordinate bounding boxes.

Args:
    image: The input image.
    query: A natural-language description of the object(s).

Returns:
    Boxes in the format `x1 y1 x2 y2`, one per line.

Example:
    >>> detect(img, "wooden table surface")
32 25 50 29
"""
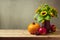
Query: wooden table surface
0 29 60 40
0 29 60 37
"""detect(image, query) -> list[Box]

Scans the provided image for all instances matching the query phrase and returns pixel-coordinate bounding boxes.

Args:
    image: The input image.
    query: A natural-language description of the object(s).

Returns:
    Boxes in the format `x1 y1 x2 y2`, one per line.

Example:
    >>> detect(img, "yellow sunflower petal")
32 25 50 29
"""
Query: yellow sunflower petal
50 13 55 17
35 6 41 13
41 20 45 23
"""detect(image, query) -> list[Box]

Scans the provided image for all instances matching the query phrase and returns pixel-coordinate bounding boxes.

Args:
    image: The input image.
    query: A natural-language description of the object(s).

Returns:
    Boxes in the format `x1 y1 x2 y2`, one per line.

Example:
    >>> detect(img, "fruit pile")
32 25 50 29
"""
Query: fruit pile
28 22 56 35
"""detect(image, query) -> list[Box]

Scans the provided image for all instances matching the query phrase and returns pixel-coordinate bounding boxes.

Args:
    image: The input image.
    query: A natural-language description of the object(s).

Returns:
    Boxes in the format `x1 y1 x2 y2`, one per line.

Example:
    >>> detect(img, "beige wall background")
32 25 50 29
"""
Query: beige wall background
0 0 60 29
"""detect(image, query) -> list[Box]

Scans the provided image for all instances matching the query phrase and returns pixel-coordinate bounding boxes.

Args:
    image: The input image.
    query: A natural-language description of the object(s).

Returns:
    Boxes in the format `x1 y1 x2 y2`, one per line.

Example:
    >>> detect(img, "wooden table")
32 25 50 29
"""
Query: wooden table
0 29 60 40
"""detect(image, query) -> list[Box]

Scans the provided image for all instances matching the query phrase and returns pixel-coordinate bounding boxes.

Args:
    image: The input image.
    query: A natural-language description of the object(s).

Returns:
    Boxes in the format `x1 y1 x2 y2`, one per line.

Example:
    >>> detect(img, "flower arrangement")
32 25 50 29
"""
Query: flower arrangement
28 4 58 35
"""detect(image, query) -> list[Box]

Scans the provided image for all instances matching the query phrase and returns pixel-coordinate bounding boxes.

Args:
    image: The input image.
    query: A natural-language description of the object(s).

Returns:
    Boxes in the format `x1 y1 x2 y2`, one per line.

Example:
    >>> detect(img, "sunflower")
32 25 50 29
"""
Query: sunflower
40 11 47 16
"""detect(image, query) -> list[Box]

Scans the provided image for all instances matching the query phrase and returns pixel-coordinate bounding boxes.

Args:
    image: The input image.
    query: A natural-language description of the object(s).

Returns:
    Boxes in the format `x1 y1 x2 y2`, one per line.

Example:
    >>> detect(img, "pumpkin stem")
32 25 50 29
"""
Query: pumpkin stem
33 22 35 25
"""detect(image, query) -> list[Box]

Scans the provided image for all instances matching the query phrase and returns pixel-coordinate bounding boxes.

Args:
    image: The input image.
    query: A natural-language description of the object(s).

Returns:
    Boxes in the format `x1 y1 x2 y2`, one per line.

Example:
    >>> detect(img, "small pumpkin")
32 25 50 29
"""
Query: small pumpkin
28 22 40 34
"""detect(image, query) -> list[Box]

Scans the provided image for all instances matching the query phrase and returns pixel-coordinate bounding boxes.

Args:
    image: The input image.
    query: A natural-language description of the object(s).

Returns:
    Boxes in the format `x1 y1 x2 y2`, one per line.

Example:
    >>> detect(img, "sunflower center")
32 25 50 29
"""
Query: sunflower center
42 12 45 15
40 11 47 16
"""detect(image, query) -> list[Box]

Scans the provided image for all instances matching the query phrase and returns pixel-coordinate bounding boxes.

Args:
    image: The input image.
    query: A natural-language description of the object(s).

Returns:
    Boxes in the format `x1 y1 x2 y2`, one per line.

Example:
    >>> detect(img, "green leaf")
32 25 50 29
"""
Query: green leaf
34 14 39 18
45 15 51 20
41 4 50 11
37 16 43 23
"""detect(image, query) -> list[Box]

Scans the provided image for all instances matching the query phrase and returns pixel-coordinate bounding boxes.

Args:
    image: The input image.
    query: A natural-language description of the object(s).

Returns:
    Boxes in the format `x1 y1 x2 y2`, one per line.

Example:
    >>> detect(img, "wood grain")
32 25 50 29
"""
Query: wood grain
0 29 60 37
0 29 60 40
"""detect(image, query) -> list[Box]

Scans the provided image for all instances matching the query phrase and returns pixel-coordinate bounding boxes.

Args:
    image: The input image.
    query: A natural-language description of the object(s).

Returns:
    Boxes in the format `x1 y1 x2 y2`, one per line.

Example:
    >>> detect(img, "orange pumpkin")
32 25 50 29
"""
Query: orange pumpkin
28 22 40 34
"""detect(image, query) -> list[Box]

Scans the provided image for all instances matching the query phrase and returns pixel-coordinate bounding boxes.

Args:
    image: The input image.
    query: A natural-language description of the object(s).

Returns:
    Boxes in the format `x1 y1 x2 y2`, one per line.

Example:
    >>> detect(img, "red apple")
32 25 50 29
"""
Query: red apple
38 27 47 35
51 25 56 32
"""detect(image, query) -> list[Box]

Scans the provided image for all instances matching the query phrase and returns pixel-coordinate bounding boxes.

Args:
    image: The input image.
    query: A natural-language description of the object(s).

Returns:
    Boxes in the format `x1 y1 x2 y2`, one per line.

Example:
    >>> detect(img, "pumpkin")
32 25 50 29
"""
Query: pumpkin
28 22 40 34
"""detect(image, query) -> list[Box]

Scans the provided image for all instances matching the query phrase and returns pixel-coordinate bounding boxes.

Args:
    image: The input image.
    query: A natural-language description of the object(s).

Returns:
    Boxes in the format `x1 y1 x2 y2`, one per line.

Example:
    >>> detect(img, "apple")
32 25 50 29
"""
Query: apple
51 25 56 32
38 27 47 35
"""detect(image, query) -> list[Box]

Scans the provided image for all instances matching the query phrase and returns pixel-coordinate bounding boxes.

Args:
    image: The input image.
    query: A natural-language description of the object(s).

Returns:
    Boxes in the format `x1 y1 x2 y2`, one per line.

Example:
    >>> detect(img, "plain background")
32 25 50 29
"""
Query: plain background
0 0 60 29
